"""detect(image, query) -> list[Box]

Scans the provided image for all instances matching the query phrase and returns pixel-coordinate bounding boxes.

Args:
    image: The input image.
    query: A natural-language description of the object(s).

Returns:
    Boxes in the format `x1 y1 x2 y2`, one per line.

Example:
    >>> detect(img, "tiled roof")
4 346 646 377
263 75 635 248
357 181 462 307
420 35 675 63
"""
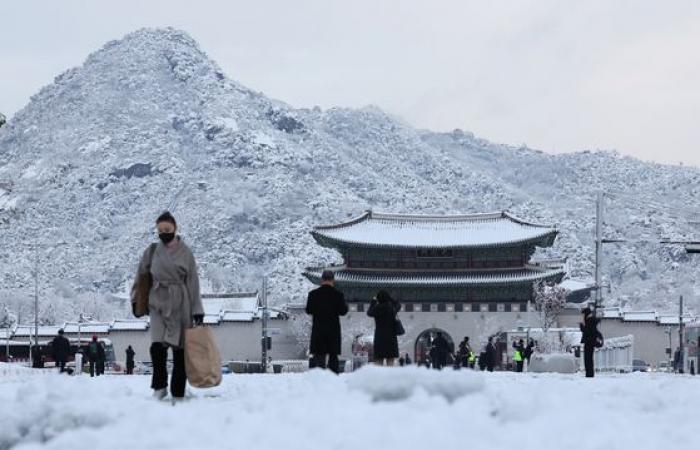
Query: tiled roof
110 320 149 331
303 265 566 287
311 211 557 249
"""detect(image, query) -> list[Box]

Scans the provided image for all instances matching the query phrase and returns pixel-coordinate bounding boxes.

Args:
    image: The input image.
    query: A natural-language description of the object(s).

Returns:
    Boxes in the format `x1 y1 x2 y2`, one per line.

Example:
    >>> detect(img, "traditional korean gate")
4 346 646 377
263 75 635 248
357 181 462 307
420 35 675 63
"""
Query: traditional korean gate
414 328 454 366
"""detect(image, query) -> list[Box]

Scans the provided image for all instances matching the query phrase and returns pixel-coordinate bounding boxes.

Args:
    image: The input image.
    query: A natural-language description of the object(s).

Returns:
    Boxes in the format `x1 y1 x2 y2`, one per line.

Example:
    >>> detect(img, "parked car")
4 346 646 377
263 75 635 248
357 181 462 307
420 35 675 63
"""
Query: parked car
632 359 649 372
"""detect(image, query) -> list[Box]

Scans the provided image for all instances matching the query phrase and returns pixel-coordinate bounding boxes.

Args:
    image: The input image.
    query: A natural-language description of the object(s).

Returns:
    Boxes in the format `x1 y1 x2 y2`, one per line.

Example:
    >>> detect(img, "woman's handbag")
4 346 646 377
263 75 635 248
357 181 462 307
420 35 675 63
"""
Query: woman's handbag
395 318 406 336
595 331 604 348
184 325 222 388
130 243 157 318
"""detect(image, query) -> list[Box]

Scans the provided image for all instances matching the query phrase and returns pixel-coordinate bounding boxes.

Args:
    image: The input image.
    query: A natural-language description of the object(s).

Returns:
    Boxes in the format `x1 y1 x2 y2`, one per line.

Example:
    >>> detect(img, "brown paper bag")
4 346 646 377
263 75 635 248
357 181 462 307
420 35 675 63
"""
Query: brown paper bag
184 326 222 388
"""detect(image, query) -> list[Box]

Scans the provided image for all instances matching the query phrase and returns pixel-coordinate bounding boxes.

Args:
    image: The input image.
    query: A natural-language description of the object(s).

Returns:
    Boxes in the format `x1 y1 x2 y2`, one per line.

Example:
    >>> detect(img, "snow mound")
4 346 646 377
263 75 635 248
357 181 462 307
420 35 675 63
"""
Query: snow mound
346 365 484 402
0 362 38 377
0 375 121 449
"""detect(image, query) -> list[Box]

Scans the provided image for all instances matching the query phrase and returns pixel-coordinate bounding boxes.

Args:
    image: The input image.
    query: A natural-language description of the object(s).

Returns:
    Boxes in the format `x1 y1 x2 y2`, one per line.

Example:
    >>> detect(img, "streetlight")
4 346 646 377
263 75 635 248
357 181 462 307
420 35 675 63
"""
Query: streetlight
27 240 71 365
665 326 673 372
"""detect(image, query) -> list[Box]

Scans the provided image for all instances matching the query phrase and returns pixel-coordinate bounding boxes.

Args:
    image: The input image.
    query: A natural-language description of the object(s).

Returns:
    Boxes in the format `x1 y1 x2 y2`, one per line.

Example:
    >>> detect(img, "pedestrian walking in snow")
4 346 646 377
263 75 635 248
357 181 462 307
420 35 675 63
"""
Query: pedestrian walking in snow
431 332 450 370
126 345 135 374
134 211 204 400
87 336 101 377
580 307 602 378
485 337 497 372
367 290 401 366
404 353 412 365
50 329 71 373
305 270 348 374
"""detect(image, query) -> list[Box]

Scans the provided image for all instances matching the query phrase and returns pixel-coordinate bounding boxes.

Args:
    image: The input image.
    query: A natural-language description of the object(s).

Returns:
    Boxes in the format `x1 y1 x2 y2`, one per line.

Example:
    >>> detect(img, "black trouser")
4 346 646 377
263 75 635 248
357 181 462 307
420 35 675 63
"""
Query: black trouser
516 361 523 372
150 342 187 398
57 360 66 373
487 364 494 372
89 360 97 377
126 363 134 375
310 353 340 374
584 344 595 377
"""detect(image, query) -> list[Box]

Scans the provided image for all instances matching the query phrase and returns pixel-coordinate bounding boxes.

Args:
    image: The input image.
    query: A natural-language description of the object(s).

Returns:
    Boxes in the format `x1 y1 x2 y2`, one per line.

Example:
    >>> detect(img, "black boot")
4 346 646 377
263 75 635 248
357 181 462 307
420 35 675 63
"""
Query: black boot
171 347 187 398
150 342 168 390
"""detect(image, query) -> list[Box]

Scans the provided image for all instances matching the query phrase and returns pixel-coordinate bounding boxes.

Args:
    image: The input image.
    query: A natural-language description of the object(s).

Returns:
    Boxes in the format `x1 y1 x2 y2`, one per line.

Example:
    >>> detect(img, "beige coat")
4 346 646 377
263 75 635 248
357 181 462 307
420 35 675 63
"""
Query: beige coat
136 237 203 347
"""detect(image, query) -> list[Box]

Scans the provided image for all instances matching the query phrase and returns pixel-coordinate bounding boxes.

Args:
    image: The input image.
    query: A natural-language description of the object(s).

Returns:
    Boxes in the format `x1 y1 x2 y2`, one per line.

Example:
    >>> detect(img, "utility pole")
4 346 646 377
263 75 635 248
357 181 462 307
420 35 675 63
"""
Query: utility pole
679 295 685 374
261 277 269 373
594 192 603 310
33 245 39 350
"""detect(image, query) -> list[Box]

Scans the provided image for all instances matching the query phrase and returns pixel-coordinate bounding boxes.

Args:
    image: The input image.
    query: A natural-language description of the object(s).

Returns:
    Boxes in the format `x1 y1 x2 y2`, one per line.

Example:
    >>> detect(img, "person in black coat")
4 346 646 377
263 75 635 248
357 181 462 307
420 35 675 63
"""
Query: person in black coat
126 345 135 375
306 270 348 374
51 329 71 373
87 336 102 377
485 337 497 372
367 290 401 366
431 332 450 370
579 307 601 378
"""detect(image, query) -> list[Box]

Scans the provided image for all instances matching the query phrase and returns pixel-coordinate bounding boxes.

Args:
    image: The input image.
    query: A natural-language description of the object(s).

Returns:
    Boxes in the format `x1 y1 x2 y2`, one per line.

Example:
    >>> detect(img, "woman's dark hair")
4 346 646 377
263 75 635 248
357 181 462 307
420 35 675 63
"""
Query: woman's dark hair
376 290 392 303
156 211 177 228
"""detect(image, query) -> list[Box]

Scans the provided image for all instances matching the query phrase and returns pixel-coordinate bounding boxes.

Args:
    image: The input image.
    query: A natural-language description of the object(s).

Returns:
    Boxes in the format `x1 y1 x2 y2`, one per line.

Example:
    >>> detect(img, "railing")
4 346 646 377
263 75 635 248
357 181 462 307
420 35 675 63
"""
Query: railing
592 335 634 373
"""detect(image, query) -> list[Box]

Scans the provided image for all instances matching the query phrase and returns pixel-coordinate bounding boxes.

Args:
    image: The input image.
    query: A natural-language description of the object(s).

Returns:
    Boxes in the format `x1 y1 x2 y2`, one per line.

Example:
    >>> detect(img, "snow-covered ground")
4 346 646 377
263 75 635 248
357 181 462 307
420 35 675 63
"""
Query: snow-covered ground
1 365 697 450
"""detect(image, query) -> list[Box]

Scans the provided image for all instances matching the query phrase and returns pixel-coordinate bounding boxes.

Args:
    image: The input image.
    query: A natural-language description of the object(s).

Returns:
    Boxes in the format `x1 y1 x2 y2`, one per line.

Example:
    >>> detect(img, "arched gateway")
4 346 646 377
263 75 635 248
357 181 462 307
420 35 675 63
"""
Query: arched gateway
414 328 454 366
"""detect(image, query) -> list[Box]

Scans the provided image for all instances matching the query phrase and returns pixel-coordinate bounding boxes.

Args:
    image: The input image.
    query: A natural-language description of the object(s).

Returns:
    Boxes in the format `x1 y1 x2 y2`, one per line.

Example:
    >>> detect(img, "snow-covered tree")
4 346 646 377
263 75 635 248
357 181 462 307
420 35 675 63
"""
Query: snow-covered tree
0 302 16 328
533 281 567 332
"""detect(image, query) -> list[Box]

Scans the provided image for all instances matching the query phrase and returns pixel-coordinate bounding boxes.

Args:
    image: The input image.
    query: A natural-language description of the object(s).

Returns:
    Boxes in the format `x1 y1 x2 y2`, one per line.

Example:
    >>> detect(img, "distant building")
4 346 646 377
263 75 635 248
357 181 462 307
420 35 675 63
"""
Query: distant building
0 293 301 364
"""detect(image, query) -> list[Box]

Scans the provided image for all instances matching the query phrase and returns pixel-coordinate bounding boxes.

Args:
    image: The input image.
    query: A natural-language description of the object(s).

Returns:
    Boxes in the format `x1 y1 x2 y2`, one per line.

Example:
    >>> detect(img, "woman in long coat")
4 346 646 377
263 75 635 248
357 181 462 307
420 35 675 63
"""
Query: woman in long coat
135 211 204 400
367 290 401 366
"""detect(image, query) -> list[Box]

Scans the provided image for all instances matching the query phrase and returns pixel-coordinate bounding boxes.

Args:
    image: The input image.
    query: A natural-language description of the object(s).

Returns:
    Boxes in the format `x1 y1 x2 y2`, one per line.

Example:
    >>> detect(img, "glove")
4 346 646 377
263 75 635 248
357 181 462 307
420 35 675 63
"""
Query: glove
193 314 204 326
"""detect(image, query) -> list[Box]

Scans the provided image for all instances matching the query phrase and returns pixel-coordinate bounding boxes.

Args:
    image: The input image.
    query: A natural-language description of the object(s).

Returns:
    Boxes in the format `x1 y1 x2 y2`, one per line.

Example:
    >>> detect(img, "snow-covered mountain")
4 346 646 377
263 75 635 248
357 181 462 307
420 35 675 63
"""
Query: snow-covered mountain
1 27 698 323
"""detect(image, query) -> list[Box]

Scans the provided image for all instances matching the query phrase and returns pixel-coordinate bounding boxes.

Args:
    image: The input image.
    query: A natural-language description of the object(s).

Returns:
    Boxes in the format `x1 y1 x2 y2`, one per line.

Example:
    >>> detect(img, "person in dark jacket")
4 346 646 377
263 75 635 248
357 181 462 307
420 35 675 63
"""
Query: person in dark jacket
431 332 450 370
404 353 412 365
306 270 348 374
97 341 106 375
126 345 135 375
524 338 535 364
367 290 401 366
51 329 71 373
485 337 497 372
579 307 601 378
478 351 487 371
87 336 101 377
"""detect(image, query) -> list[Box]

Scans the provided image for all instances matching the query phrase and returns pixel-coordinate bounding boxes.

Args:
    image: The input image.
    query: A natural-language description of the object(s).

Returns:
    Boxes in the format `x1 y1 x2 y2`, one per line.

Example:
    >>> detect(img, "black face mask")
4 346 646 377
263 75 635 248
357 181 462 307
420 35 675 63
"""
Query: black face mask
159 232 176 244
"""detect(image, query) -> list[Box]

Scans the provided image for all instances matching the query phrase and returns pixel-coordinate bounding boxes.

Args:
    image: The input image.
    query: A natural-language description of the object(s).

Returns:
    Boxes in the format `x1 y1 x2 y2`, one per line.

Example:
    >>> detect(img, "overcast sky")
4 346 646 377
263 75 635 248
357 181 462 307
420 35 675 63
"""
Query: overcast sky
2 1 699 166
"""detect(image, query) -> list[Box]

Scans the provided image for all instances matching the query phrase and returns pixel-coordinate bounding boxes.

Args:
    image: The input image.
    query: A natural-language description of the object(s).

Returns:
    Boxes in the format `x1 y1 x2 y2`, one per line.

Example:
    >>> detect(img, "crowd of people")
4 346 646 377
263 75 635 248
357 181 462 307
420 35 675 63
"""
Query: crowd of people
305 269 604 376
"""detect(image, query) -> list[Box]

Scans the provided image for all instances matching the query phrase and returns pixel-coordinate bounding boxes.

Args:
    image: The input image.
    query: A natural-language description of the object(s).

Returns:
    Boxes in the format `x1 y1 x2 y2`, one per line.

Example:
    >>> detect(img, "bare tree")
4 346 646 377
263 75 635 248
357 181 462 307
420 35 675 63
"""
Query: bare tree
533 281 567 332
